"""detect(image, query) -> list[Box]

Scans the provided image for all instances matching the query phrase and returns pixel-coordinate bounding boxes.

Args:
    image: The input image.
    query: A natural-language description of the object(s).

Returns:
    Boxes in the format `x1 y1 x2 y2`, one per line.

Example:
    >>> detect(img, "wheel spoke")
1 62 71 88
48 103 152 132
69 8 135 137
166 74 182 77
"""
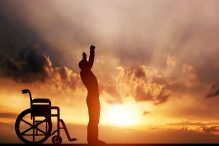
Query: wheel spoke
21 126 33 135
35 127 47 135
33 117 35 143
35 119 47 127
21 119 32 127
16 109 52 144
33 127 35 142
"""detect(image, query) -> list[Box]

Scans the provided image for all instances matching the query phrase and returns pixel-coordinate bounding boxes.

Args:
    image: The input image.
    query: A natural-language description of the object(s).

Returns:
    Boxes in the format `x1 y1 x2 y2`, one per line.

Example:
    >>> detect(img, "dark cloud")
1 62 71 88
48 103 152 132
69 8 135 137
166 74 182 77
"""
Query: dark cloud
135 85 170 105
0 8 37 49
165 122 219 134
0 2 80 89
0 1 72 69
206 83 219 98
0 43 80 90
134 67 146 79
202 126 219 133
0 44 50 82
155 89 170 105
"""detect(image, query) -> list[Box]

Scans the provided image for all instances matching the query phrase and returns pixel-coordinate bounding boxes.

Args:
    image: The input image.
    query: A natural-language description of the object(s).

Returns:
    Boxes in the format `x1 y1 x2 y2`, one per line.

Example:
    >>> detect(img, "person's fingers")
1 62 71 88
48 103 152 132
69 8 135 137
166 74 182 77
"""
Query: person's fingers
90 45 95 50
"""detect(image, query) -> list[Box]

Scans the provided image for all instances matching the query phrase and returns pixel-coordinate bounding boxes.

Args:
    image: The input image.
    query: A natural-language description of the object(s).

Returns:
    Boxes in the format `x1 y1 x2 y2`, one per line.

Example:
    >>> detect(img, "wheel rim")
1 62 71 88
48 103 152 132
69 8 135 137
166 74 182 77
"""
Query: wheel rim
52 135 62 144
15 109 52 144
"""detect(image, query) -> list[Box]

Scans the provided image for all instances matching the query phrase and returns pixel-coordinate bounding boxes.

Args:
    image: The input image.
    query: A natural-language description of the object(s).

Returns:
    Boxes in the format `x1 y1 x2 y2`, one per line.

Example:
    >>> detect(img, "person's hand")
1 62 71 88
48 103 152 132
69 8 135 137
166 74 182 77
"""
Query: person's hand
90 45 95 51
82 52 87 60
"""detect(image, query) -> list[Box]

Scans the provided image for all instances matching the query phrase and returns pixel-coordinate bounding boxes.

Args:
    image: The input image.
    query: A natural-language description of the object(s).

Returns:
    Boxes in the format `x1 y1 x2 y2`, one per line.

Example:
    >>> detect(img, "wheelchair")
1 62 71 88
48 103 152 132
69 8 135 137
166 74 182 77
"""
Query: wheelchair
15 89 77 144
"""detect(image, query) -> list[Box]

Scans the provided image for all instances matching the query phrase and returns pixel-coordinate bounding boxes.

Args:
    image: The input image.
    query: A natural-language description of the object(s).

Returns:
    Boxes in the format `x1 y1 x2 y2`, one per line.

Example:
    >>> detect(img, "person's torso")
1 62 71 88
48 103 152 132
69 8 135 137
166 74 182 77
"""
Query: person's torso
80 70 99 98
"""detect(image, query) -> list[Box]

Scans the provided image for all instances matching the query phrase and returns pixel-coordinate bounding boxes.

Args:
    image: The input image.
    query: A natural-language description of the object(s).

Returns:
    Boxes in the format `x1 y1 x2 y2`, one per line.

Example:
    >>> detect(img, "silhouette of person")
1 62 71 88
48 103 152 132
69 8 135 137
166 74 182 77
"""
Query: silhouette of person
78 45 105 144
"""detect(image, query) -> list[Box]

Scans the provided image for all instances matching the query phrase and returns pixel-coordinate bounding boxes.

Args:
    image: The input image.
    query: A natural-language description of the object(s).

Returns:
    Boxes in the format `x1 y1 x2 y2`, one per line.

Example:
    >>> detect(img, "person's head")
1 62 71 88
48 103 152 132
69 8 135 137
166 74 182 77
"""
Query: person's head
79 52 88 70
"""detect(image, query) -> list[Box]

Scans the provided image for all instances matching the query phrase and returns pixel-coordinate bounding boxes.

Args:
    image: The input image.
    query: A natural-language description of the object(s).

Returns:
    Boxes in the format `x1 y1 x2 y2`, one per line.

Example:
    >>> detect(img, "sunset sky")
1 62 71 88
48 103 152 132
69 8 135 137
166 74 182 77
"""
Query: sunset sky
1 0 219 143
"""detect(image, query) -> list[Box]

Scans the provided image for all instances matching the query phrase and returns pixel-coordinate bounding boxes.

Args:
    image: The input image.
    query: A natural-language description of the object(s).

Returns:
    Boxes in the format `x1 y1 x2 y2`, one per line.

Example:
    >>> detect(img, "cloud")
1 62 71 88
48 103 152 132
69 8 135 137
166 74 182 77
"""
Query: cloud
0 43 81 90
202 125 219 133
106 99 123 105
135 86 153 102
0 0 219 128
166 55 176 68
0 44 50 82
0 0 218 91
154 89 170 105
206 83 219 98
116 65 171 105
165 63 208 96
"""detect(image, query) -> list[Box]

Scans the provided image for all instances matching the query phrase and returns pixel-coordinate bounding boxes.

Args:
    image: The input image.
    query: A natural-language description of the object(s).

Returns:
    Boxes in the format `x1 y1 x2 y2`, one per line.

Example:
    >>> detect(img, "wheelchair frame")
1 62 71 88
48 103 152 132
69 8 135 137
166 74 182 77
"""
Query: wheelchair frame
15 89 77 144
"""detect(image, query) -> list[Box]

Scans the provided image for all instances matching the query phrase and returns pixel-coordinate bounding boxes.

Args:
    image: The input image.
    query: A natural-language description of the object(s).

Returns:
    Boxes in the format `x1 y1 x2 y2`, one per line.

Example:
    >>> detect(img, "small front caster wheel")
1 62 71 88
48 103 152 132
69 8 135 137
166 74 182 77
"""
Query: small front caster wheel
52 135 62 144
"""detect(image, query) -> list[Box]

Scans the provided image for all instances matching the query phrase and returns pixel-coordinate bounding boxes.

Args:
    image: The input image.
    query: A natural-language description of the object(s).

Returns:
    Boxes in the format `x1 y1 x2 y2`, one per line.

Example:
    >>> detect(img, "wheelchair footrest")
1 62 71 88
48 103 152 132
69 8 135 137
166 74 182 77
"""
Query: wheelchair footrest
69 138 77 141
59 119 77 141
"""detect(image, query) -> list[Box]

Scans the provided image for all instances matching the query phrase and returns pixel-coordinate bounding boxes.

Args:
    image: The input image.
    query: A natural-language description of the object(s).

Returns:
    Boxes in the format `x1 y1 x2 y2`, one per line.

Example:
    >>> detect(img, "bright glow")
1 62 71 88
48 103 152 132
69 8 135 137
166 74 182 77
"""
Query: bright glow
104 104 140 126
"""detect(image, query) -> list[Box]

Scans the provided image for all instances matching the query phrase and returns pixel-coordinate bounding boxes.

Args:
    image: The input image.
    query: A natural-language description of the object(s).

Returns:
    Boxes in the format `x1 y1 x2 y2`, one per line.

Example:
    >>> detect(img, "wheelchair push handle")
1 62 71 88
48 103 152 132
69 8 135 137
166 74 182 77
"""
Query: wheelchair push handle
22 89 30 94
21 89 33 108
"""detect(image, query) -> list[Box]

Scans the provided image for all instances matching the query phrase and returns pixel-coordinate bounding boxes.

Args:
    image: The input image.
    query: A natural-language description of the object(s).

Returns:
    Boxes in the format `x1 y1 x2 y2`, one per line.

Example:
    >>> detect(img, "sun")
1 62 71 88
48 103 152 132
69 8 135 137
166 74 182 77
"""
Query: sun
104 104 140 127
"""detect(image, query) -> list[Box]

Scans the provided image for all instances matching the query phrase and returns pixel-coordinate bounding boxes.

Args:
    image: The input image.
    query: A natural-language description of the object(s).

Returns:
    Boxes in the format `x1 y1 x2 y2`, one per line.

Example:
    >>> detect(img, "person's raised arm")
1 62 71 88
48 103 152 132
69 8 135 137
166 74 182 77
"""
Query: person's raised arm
88 45 95 69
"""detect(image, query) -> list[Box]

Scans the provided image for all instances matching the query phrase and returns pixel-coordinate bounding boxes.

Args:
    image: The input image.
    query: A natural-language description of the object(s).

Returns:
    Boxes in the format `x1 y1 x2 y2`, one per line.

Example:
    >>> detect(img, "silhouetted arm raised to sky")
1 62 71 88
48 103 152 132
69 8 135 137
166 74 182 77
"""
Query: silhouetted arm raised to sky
88 45 95 69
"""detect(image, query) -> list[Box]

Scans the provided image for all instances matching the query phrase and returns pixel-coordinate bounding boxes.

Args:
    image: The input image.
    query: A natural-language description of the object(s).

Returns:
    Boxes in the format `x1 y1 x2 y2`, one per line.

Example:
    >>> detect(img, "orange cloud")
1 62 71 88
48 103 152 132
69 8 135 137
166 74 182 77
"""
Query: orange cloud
115 65 171 105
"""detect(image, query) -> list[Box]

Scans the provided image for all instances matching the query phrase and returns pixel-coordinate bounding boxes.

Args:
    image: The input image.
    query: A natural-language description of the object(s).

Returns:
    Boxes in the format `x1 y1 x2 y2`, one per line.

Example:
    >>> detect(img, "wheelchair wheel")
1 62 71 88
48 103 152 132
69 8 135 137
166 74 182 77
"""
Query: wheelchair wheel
15 109 52 144
52 135 62 144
